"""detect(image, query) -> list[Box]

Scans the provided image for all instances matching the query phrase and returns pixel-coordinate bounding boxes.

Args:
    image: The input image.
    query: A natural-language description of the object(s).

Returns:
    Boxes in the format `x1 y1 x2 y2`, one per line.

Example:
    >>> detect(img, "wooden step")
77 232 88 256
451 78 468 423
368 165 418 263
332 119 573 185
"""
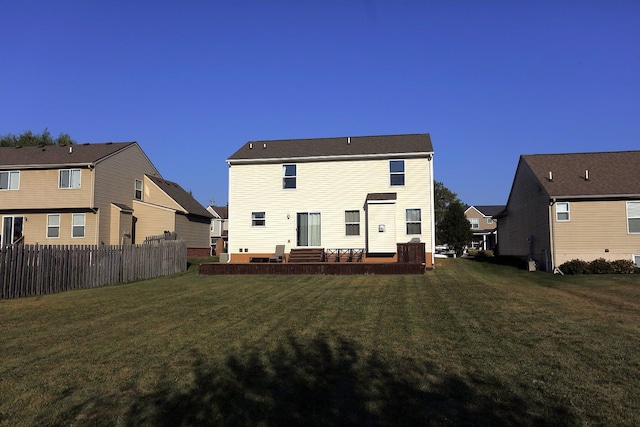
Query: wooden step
288 248 324 263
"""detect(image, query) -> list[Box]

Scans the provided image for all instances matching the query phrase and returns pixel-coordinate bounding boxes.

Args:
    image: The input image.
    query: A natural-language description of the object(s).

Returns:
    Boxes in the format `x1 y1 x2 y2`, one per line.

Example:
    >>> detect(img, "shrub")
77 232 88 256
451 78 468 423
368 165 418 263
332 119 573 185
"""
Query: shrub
468 249 479 257
588 258 615 274
559 259 589 275
482 250 495 257
610 259 638 274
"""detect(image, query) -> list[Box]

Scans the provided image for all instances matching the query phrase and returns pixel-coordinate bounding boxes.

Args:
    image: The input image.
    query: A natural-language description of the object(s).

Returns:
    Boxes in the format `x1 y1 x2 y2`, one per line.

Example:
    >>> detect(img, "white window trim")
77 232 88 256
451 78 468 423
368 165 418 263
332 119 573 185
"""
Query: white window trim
633 254 640 267
283 164 296 189
626 201 640 234
390 160 405 187
345 210 360 236
135 179 143 201
251 211 266 227
59 169 81 189
470 218 480 229
47 214 60 239
487 217 494 224
72 213 85 238
0 170 20 190
556 202 570 222
405 208 422 235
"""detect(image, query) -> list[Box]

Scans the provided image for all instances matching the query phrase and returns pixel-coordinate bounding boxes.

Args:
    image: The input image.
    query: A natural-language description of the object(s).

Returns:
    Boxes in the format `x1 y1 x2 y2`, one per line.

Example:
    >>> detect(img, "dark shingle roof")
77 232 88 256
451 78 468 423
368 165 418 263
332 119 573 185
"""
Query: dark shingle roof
522 151 640 197
366 192 397 201
0 142 136 167
146 175 213 218
471 205 506 217
208 206 228 219
227 134 433 162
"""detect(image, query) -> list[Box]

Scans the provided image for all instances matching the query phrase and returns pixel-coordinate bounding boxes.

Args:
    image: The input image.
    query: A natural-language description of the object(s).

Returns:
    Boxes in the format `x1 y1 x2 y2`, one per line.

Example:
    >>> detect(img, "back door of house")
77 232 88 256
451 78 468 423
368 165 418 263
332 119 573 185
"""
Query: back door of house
297 212 321 246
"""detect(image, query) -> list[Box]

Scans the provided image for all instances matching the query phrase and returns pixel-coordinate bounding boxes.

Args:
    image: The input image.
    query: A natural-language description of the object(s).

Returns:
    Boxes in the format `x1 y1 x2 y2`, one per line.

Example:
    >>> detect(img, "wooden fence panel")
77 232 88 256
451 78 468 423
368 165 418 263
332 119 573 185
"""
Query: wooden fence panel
0 240 187 299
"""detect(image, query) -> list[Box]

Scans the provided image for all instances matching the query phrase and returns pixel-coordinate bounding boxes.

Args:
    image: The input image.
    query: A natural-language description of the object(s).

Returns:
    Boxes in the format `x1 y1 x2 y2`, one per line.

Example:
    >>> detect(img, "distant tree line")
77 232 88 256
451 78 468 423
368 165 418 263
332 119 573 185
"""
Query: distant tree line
0 129 76 147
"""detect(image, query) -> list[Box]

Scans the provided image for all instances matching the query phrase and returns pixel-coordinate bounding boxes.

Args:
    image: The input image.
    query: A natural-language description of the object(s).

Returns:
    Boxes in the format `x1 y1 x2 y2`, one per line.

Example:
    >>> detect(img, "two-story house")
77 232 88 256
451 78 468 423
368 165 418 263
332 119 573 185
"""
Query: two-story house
207 205 228 256
464 205 504 251
226 133 435 266
496 150 640 271
0 142 212 255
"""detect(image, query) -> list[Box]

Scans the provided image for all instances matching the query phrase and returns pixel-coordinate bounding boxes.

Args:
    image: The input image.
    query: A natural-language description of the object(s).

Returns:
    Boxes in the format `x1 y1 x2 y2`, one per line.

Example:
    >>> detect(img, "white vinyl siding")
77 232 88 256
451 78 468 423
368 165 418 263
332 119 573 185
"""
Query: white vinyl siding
47 214 60 238
59 169 81 189
0 171 20 190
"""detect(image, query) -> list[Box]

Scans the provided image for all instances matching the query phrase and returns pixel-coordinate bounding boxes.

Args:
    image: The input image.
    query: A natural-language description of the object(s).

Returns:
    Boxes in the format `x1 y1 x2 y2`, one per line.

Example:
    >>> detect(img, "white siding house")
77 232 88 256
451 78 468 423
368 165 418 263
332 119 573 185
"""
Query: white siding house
226 134 435 266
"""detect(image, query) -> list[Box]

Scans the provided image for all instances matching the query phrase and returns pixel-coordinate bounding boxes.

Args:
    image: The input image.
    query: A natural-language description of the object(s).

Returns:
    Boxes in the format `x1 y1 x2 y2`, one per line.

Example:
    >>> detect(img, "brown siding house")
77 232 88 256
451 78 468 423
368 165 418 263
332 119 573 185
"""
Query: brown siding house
464 205 504 251
0 142 211 255
496 150 640 272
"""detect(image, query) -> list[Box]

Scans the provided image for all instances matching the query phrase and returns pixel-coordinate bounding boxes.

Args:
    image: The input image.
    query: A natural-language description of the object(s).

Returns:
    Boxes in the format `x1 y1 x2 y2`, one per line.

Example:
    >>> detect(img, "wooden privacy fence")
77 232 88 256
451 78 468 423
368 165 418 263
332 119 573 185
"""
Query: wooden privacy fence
0 240 187 299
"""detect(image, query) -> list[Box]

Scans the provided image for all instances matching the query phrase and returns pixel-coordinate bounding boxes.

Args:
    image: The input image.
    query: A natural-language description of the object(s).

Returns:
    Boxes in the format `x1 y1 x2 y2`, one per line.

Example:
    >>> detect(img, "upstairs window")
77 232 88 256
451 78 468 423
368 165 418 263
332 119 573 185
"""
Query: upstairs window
345 210 360 236
135 179 143 200
252 211 266 227
470 218 479 229
283 164 296 189
406 208 422 234
627 201 640 233
556 202 570 221
0 171 20 190
390 160 405 186
59 169 81 189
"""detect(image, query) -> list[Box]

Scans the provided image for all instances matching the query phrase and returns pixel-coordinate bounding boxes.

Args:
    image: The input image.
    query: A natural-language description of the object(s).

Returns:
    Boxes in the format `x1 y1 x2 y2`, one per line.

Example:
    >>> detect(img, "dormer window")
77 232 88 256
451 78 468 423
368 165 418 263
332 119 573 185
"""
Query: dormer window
59 169 81 189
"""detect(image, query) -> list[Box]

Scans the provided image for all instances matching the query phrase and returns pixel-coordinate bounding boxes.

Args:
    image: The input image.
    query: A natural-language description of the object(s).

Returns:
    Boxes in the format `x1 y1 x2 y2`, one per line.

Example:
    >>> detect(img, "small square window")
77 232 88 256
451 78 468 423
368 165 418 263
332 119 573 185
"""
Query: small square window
556 202 570 221
252 211 266 227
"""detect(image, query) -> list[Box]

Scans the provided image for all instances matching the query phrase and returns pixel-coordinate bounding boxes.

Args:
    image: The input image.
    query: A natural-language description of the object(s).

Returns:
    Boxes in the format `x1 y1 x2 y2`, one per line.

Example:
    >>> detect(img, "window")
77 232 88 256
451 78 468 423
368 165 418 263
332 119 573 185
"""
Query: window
2 216 24 246
390 160 405 186
135 179 143 200
627 202 640 233
345 210 360 236
72 213 85 238
283 164 296 189
487 218 494 224
556 202 570 221
634 254 640 268
470 218 480 229
47 214 60 238
252 211 265 227
59 169 81 189
406 209 422 234
0 171 19 190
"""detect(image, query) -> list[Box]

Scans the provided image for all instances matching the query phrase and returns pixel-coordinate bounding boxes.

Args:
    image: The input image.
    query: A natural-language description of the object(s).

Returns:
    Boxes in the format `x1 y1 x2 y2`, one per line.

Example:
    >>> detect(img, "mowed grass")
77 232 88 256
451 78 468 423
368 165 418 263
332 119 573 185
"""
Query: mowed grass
1 258 639 426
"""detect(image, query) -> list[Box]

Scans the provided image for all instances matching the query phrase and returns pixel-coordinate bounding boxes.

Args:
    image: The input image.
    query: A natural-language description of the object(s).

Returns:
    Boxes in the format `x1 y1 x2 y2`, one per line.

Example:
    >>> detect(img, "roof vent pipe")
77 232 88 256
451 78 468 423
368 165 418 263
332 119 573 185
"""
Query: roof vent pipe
347 137 351 144
548 171 553 181
69 146 73 154
249 143 253 149
263 143 267 149
585 169 589 181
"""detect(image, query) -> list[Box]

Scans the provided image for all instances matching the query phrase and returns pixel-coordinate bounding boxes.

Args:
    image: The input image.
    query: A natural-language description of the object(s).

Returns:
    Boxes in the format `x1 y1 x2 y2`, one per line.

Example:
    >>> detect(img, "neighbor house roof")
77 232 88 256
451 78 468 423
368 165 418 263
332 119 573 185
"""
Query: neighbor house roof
227 134 433 163
522 151 640 198
467 205 506 217
146 175 213 218
0 142 137 168
208 206 228 219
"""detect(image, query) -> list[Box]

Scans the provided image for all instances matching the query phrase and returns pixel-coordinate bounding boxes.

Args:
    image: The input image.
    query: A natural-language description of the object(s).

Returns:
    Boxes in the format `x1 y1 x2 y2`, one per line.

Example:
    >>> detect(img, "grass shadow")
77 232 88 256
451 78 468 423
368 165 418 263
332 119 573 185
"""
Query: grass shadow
113 334 576 426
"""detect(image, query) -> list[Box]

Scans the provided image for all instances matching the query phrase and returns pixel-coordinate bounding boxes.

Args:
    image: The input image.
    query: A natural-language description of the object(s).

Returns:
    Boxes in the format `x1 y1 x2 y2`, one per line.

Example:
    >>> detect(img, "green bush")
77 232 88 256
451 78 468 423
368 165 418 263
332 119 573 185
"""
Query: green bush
482 250 495 257
610 259 639 274
559 259 590 275
588 258 615 274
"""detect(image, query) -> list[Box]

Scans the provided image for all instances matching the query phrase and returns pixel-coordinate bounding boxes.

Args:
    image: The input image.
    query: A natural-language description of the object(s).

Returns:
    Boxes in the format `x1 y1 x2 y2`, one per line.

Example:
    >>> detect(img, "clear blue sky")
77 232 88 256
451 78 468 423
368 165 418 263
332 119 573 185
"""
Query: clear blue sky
2 1 639 208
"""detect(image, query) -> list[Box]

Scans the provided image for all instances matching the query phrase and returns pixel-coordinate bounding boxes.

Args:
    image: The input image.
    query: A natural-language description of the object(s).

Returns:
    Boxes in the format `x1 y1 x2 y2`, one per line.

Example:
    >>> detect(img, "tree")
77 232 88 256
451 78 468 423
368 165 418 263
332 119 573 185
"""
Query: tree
0 128 76 147
437 200 473 256
434 181 465 244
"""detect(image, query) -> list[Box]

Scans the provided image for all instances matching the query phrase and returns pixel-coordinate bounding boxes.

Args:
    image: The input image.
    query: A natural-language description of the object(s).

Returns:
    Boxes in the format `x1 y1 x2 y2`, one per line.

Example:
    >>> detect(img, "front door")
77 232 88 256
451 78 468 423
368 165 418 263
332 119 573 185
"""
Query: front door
2 216 24 246
297 212 321 246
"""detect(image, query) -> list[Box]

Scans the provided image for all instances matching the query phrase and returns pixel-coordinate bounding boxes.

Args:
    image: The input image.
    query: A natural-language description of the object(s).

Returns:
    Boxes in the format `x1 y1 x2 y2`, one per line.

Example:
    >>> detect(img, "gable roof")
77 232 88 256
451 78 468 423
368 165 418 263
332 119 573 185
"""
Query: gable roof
0 142 137 168
227 133 433 163
208 206 228 219
467 205 505 217
146 175 213 219
522 151 640 198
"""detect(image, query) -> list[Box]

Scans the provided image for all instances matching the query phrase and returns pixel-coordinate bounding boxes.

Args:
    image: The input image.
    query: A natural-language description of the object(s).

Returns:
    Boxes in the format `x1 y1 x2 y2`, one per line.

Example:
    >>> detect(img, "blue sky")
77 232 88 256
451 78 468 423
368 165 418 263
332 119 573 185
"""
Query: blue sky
2 1 639 208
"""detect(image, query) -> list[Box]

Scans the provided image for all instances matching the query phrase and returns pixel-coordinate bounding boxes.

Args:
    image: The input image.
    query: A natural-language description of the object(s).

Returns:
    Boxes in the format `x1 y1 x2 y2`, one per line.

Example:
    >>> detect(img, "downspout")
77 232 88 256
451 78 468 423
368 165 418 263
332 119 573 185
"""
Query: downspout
548 198 556 272
428 153 435 267
88 164 99 245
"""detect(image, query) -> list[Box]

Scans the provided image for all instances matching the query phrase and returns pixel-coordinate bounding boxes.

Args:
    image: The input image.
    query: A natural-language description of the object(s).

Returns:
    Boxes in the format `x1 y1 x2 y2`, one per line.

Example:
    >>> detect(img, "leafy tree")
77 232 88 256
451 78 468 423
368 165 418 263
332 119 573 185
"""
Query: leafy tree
0 128 76 147
437 200 473 256
434 181 466 244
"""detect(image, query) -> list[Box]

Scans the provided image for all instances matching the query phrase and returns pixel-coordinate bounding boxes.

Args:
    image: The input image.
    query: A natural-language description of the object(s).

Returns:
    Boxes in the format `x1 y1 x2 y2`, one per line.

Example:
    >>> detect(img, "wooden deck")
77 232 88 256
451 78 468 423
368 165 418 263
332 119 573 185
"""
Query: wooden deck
199 262 428 275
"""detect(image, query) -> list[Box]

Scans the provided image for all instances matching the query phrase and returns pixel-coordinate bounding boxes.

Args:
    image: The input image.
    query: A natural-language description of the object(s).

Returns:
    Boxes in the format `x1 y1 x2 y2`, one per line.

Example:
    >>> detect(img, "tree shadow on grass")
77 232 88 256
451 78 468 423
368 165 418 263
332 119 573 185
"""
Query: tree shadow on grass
121 334 575 427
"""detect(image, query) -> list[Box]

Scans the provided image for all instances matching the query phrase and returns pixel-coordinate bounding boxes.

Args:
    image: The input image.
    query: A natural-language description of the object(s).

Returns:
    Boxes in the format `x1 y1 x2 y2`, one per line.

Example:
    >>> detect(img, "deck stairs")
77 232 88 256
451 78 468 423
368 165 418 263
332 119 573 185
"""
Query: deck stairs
287 248 325 263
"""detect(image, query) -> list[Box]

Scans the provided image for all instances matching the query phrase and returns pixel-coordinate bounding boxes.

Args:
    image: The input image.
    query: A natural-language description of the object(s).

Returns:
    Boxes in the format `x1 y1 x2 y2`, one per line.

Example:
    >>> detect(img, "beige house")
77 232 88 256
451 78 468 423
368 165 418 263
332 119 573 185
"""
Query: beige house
464 205 504 251
207 205 228 256
496 151 640 272
226 134 436 266
0 142 212 255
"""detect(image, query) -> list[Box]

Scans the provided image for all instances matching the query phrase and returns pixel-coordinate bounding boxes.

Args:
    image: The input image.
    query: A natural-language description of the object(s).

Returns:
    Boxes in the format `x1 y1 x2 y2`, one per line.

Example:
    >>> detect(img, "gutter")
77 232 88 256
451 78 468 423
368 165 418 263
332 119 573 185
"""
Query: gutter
226 151 435 165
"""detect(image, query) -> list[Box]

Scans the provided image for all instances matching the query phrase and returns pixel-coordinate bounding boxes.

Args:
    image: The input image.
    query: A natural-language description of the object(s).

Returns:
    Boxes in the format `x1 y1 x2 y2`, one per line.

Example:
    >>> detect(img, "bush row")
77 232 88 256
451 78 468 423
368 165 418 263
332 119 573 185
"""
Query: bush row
558 258 639 274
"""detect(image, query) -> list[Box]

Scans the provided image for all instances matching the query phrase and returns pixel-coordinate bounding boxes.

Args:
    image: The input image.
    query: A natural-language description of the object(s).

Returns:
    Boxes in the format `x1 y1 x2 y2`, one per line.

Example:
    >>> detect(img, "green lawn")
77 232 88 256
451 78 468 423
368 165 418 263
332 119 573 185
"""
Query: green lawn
1 258 639 426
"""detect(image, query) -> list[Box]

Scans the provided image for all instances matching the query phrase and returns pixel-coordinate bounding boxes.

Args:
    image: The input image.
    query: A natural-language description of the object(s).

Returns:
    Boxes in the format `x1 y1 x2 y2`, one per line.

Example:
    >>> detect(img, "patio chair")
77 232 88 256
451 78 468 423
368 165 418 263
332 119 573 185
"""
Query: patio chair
269 244 286 263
